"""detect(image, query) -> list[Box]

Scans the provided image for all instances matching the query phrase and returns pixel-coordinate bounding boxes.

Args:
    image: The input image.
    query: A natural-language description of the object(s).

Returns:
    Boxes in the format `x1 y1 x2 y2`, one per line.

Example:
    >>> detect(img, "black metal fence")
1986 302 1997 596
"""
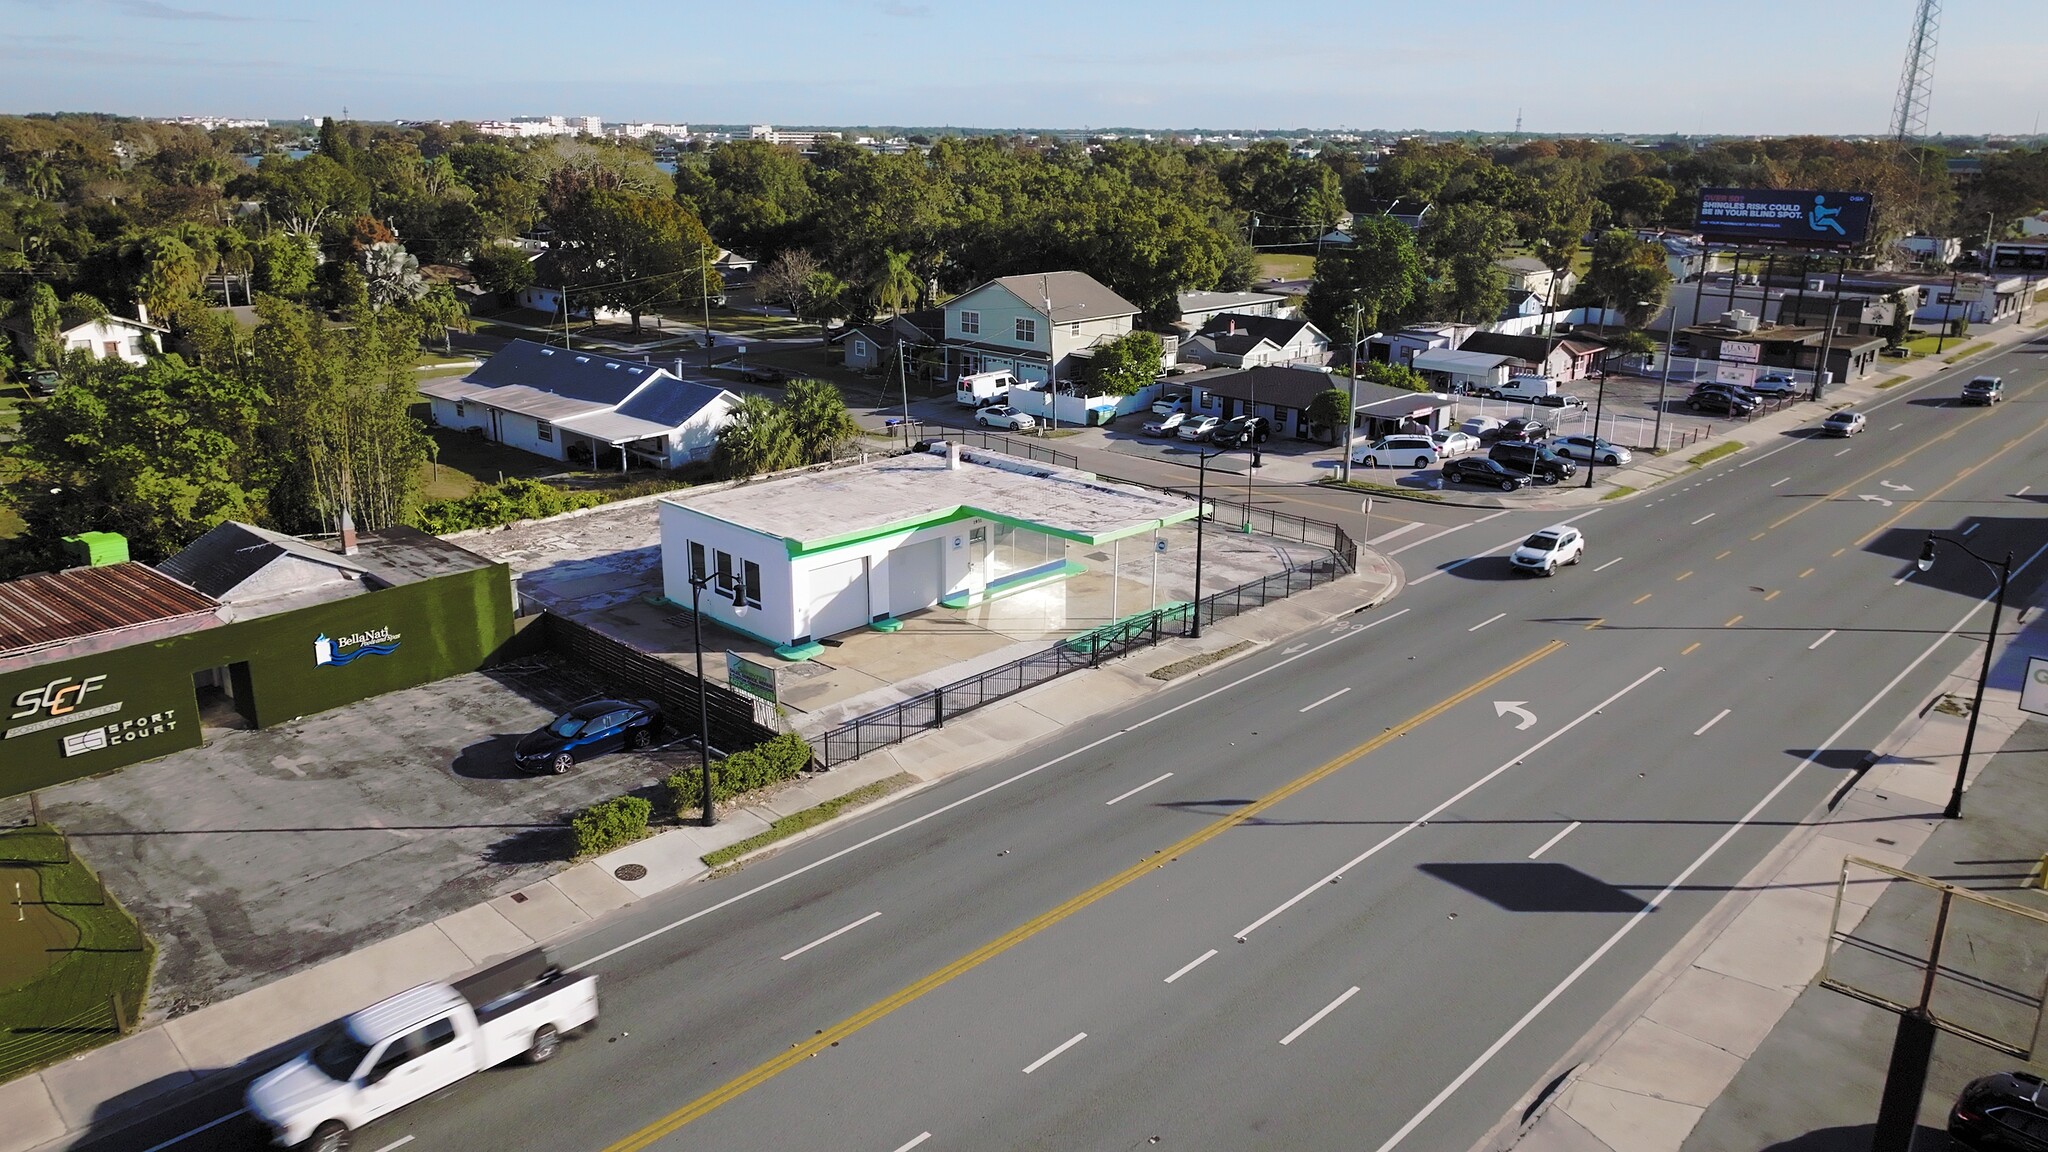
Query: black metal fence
1149 488 1358 573
926 425 1080 470
1188 552 1348 634
537 613 777 756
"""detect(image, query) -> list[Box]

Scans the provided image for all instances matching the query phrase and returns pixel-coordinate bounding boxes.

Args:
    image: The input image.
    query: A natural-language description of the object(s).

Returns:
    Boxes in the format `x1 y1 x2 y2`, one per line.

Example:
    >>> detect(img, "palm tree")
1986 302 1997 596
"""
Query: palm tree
868 249 921 319
21 154 62 201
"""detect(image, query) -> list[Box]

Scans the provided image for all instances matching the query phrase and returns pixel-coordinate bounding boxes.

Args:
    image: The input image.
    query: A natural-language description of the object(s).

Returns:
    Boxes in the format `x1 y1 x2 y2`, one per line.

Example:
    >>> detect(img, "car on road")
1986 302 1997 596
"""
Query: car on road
1441 456 1529 492
1509 525 1586 576
1432 429 1481 457
1687 389 1758 416
1961 375 2005 405
737 365 788 384
1489 440 1576 484
1498 416 1549 443
1949 1070 2048 1151
1822 409 1867 436
976 405 1036 431
1354 434 1440 469
1142 411 1186 436
1531 392 1586 409
514 698 663 775
1177 415 1221 441
1550 434 1633 466
1212 415 1271 450
1749 372 1800 397
1460 415 1506 441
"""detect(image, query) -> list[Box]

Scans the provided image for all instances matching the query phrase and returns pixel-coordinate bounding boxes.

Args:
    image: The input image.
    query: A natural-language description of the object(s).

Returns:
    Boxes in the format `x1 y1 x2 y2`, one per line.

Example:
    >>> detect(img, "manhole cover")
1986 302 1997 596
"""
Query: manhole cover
613 864 648 882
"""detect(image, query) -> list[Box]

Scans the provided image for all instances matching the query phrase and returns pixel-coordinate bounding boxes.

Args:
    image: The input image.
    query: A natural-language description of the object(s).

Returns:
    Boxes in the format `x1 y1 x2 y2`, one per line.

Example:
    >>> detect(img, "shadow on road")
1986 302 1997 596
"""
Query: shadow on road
1418 861 1649 913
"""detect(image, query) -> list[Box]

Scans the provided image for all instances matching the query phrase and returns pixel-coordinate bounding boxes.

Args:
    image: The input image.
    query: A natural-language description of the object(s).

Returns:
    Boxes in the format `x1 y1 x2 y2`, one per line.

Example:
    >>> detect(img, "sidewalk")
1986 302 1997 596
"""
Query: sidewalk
1480 592 2048 1152
0 556 1399 1152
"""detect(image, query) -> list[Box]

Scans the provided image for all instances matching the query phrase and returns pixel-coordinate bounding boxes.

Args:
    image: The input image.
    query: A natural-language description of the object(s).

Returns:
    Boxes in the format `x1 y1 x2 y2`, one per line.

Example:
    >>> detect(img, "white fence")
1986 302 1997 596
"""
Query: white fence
1451 395 1718 453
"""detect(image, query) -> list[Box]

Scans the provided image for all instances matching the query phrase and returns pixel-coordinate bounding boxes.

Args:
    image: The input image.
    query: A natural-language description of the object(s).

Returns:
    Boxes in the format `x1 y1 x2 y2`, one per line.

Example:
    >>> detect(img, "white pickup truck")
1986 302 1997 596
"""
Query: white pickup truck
246 949 598 1152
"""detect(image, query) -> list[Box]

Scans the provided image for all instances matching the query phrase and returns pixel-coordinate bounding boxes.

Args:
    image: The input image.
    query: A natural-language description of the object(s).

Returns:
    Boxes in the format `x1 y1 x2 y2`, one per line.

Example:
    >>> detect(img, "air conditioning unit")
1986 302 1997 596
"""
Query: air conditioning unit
1718 309 1760 334
1808 279 1827 291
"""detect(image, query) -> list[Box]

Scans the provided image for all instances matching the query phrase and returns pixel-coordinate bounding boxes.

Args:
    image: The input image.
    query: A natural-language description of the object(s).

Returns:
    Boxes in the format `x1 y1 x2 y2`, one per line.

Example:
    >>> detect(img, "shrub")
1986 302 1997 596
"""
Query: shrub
665 731 814 817
571 795 652 857
414 477 606 534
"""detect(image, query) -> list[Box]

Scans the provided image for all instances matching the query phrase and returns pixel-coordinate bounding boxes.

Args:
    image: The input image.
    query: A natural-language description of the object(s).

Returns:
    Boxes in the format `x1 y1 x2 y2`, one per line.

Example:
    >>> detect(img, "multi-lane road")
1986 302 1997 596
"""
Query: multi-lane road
90 336 2048 1152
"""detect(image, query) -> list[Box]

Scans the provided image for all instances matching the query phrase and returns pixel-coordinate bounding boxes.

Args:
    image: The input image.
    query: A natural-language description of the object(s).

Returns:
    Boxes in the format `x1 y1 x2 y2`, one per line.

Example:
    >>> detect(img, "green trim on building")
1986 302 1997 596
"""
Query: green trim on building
939 559 1086 609
784 504 1194 560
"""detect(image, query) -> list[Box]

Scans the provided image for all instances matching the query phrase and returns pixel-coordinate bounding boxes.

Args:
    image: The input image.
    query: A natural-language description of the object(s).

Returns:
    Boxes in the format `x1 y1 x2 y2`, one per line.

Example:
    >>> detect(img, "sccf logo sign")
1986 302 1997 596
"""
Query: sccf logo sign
10 675 109 721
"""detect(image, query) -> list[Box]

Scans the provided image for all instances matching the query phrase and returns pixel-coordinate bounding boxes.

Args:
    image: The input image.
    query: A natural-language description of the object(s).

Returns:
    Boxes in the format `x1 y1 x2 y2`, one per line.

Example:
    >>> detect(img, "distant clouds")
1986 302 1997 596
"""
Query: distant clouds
877 2 930 16
106 0 255 19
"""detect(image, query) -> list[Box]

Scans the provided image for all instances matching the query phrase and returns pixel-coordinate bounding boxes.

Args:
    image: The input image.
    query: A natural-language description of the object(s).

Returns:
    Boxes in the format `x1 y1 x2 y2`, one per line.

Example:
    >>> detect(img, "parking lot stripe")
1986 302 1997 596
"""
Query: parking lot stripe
1715 550 1731 559
1633 594 1651 605
1676 571 1693 581
1764 590 1781 601
782 912 882 961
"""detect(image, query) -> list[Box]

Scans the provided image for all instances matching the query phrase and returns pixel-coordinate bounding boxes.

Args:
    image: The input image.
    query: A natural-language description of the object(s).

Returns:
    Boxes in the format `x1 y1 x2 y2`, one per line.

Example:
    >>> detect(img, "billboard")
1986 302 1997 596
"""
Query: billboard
1696 189 1873 251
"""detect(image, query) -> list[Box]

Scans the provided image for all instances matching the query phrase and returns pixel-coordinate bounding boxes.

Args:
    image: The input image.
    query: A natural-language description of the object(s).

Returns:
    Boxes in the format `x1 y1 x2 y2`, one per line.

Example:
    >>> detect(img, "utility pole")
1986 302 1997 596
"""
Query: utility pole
1654 293 1681 452
1041 275 1056 435
561 286 572 350
1340 300 1361 483
702 247 714 367
896 337 912 449
1935 269 1959 354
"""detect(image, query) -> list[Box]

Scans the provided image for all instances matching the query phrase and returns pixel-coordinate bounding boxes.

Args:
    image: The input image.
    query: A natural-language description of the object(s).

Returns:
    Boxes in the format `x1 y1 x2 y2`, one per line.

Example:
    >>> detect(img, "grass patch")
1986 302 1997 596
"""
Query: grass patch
1874 374 1912 389
0 823 154 1082
1943 341 1992 363
1600 485 1638 501
702 773 918 872
1319 477 1446 501
1255 253 1315 280
1688 442 1743 467
1147 640 1253 682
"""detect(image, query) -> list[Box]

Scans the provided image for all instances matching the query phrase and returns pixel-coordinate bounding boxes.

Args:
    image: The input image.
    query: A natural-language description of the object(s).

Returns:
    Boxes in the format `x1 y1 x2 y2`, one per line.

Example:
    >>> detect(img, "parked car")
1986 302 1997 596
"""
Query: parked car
25 369 60 396
1509 525 1586 576
1498 416 1549 443
514 698 663 775
1354 435 1440 469
1151 393 1189 416
1177 415 1221 441
1550 435 1633 467
737 365 788 384
1212 415 1271 450
1431 430 1481 457
1749 372 1800 397
1531 393 1585 409
976 405 1037 431
1695 380 1764 402
247 949 598 1152
1961 375 2005 405
1460 415 1506 441
1950 1070 2048 1151
1687 389 1758 416
1822 409 1867 436
1142 411 1186 437
1442 456 1529 492
1490 440 1576 484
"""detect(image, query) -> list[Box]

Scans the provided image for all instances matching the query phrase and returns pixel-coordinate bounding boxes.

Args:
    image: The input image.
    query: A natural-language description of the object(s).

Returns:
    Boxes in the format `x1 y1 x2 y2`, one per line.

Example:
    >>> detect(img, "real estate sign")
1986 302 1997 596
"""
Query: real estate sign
1697 189 1873 252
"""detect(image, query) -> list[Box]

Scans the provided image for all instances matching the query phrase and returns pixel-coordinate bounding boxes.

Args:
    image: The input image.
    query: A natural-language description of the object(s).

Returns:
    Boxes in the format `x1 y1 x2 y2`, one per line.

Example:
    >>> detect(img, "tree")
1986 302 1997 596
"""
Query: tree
252 232 317 298
711 394 802 479
1420 203 1517 323
1087 330 1163 396
1306 387 1352 443
1305 215 1426 345
470 244 537 298
864 249 921 319
755 249 820 310
780 378 863 463
1886 295 1913 348
360 240 427 309
792 269 847 341
1577 230 1673 327
1350 360 1430 392
22 281 61 366
134 232 204 321
688 141 817 257
551 188 720 332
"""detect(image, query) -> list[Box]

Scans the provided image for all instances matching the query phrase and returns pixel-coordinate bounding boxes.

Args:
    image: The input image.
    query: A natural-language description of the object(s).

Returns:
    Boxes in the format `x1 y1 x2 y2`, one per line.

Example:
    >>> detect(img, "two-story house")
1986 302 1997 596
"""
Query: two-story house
1496 256 1578 304
1181 313 1332 369
943 271 1141 385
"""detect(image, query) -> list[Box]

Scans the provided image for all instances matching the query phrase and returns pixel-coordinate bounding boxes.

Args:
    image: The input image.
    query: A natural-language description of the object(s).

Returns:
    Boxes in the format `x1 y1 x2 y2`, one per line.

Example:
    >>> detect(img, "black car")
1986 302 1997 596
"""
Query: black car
1489 440 1576 484
25 369 60 396
1961 375 2005 405
1499 416 1549 442
1442 456 1529 492
1951 1070 2048 1150
737 365 788 384
514 698 663 775
1211 415 1271 450
1687 388 1758 416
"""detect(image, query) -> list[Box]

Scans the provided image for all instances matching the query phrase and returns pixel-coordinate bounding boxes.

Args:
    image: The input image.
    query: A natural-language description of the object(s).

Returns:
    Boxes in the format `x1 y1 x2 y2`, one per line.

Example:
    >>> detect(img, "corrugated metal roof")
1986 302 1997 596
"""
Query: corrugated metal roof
0 563 220 656
465 339 663 407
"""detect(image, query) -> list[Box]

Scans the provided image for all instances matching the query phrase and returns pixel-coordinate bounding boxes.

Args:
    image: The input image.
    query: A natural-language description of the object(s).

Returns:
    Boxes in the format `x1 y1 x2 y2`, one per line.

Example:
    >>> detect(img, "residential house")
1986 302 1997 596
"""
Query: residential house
1409 349 1516 395
1354 199 1433 231
1175 290 1288 329
1891 235 1961 268
942 271 1142 385
1495 256 1577 304
2 307 165 367
833 309 944 373
1180 313 1331 369
1187 364 1454 443
1457 331 1603 380
419 339 741 470
1498 290 1547 323
713 249 757 278
1368 322 1475 368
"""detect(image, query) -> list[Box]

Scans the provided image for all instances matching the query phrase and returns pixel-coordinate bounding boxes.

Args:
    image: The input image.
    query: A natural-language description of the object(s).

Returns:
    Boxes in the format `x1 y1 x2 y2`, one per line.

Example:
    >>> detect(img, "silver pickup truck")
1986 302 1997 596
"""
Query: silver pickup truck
246 949 599 1151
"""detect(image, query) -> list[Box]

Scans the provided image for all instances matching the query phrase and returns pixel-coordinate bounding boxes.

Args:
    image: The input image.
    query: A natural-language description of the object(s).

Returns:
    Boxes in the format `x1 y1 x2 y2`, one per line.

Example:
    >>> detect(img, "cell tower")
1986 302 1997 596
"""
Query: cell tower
1889 0 1940 141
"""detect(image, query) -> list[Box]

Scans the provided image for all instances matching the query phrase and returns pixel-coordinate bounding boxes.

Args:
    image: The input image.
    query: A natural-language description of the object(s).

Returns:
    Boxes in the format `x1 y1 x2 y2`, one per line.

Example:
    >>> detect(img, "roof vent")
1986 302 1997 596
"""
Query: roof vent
575 356 590 363
539 348 556 356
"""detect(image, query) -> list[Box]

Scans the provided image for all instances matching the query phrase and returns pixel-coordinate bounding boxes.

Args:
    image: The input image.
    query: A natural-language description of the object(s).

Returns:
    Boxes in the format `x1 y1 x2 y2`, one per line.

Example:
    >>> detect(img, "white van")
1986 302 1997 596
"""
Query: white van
956 369 1017 407
1489 374 1559 402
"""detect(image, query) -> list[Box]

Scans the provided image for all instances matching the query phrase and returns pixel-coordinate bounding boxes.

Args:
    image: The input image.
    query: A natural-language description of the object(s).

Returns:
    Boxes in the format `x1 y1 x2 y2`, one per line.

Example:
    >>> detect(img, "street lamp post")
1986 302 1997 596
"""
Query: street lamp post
1340 300 1362 484
1582 360 1611 488
685 569 743 827
1915 533 2014 819
1190 450 1222 638
1654 294 1681 453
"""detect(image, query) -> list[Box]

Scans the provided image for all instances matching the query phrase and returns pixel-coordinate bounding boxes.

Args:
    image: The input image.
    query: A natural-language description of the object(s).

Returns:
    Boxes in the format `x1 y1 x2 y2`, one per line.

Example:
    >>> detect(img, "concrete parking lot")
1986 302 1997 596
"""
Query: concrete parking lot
2 657 695 1019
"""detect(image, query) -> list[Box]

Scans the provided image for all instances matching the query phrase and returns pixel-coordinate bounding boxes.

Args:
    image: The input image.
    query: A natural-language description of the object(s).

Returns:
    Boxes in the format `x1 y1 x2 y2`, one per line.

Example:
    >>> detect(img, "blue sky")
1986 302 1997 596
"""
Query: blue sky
3 0 2045 135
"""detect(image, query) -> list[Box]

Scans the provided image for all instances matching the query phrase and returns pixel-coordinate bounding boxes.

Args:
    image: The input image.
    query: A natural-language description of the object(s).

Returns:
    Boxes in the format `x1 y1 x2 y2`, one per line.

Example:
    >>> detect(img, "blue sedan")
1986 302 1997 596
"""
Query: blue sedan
515 698 663 775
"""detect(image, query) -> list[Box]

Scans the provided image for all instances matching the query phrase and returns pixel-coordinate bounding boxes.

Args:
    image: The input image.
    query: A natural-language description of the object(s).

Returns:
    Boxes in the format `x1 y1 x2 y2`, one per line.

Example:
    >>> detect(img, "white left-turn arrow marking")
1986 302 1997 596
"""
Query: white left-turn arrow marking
1857 494 1894 507
1494 701 1537 730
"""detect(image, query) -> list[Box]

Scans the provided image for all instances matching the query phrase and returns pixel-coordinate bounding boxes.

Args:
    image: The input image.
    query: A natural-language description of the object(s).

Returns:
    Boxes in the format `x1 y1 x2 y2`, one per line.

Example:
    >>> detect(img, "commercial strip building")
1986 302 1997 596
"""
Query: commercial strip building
658 447 1199 657
1677 314 1883 383
1184 364 1455 442
0 524 511 798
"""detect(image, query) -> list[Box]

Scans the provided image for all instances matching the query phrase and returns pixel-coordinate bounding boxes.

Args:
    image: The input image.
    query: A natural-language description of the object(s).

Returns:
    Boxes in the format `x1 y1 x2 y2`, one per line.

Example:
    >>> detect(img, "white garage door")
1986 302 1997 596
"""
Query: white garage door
886 541 944 616
806 558 870 641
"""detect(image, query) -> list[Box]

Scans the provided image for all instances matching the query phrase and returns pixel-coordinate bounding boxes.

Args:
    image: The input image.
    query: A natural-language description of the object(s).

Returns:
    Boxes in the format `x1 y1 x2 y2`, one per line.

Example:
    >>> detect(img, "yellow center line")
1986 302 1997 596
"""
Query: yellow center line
1682 642 1701 655
1799 568 1815 579
1633 593 1652 605
1716 550 1732 560
597 642 1569 1150
1764 590 1781 601
1853 412 2048 547
1676 571 1693 581
1724 614 1744 627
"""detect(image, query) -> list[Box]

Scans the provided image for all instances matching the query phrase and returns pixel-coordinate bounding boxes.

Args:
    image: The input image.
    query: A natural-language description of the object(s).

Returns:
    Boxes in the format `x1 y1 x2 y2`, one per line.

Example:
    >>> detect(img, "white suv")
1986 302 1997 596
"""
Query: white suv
1353 435 1440 469
1509 525 1585 576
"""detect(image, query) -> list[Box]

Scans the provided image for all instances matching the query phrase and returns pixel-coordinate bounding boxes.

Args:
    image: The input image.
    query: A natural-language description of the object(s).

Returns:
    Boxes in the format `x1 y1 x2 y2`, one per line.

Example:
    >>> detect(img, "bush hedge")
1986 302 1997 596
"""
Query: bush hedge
665 731 814 817
415 477 606 534
571 795 652 857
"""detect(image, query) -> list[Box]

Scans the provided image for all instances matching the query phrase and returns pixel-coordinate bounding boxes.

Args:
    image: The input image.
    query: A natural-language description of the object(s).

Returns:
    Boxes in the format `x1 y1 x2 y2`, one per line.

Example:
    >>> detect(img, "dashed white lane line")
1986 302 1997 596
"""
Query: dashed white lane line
1809 629 1837 650
2022 485 2035 496
1693 709 1732 737
1835 447 1853 456
1370 544 2048 1152
1771 477 1790 487
1164 949 1218 984
1691 513 1715 525
1234 665 1664 942
1475 509 1512 523
1023 1032 1088 1074
1527 821 1581 860
370 1140 416 1152
1889 422 1905 431
1593 557 1622 572
1412 510 1603 585
1367 521 1423 546
890 1133 933 1152
1467 613 1507 632
1387 523 1467 556
138 1109 247 1152
1299 688 1352 714
1105 772 1174 805
781 912 882 961
1279 986 1360 1046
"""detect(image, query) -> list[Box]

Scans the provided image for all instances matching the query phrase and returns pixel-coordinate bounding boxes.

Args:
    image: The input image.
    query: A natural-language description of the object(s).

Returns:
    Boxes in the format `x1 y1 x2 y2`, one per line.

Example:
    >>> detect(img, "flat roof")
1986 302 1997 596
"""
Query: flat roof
664 450 1199 555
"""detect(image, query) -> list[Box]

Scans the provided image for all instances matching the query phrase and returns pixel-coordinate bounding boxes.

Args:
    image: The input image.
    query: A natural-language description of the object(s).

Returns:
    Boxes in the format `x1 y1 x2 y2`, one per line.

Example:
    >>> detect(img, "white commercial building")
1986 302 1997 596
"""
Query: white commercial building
659 447 1197 656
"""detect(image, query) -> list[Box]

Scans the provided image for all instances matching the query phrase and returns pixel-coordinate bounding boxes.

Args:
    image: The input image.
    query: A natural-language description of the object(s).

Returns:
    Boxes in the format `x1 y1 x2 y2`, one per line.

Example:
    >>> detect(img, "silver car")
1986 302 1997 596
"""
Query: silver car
1549 435 1632 466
